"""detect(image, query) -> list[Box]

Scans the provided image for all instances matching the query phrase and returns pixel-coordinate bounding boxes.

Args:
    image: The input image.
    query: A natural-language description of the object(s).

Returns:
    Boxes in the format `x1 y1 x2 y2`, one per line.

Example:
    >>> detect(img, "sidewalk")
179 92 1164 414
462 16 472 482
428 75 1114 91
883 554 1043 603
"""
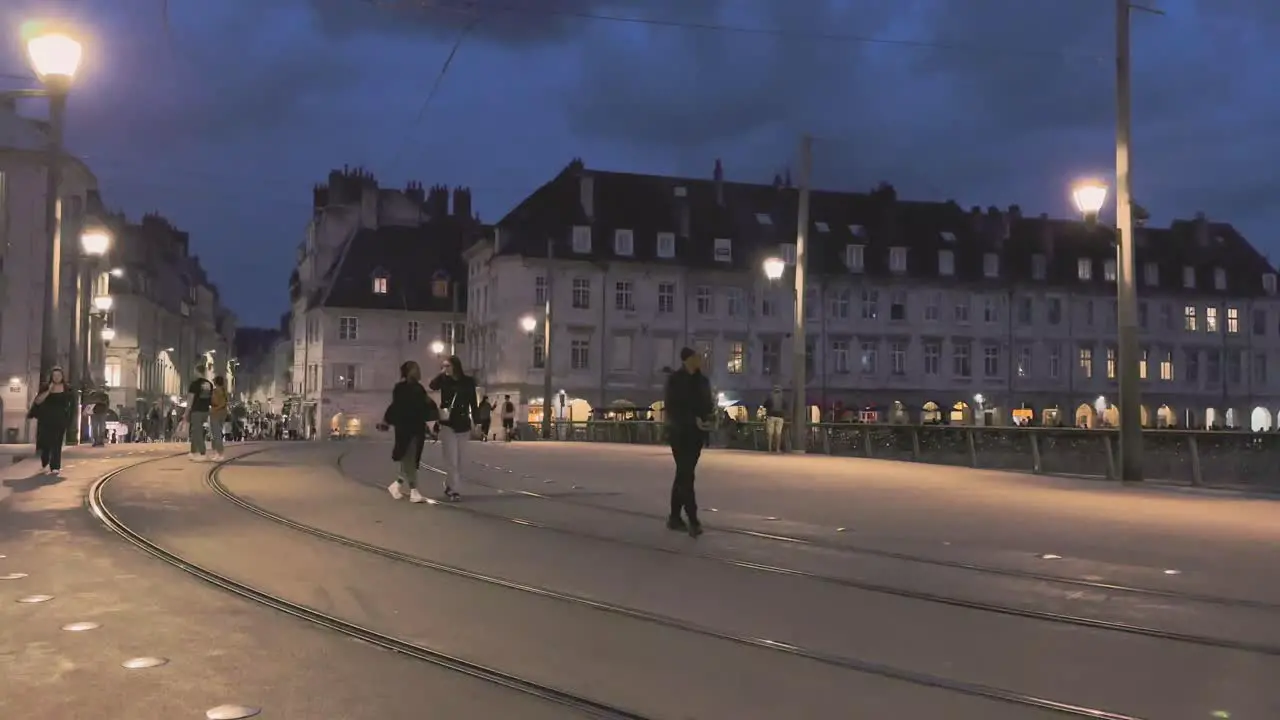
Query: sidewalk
0 443 185 505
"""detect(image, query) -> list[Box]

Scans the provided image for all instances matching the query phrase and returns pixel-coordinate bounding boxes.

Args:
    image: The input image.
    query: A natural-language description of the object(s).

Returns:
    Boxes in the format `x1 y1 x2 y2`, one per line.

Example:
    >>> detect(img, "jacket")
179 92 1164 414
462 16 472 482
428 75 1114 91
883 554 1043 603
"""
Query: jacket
428 373 479 432
385 380 437 462
765 390 786 418
663 367 713 435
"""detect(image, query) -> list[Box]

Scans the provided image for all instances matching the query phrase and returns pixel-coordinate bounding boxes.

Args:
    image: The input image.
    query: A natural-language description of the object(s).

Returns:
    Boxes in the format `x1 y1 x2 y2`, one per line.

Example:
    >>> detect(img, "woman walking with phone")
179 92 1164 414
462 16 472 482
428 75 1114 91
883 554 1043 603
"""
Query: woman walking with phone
380 360 437 503
31 366 73 475
428 355 477 501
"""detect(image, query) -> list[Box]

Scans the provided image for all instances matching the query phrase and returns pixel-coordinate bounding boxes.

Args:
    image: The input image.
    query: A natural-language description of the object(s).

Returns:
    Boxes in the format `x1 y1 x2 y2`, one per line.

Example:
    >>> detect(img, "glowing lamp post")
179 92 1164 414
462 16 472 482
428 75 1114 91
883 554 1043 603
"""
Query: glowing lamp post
430 340 445 356
762 257 785 282
519 315 537 334
1071 181 1108 222
100 327 115 343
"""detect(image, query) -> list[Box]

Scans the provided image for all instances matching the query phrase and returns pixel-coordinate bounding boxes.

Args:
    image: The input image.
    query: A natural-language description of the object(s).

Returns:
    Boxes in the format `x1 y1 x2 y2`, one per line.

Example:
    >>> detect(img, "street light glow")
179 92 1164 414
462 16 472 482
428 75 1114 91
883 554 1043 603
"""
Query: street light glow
763 256 785 281
430 340 445 355
25 30 82 81
92 294 112 312
81 228 111 256
109 267 123 277
519 315 537 333
100 327 115 342
1072 181 1108 216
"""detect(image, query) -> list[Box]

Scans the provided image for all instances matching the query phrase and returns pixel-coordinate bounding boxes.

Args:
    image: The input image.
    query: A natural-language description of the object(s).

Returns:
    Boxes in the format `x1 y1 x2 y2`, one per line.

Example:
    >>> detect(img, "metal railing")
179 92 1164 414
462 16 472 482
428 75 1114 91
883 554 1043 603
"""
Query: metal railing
516 420 1280 492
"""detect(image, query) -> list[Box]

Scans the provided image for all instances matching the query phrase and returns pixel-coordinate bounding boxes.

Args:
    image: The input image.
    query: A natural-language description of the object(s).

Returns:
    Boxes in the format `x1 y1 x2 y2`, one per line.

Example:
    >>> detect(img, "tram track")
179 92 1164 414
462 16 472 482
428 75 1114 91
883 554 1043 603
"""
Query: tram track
206 450 1147 719
360 457 1280 657
87 451 652 720
461 458 1280 613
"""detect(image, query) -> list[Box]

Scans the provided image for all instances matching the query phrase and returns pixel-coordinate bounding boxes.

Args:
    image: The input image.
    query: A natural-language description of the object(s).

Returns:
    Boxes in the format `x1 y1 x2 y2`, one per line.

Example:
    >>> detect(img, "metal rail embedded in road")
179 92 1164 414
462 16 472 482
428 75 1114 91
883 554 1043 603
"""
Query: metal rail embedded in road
87 453 651 720
213 452 1145 720
459 460 1280 613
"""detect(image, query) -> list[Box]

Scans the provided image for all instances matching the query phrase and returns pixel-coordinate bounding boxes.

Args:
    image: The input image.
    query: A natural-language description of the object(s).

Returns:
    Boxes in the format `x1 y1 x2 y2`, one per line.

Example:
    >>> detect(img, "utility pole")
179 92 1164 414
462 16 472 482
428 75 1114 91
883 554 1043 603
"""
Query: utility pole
541 237 555 439
791 134 812 454
38 91 67 381
1114 0 1142 481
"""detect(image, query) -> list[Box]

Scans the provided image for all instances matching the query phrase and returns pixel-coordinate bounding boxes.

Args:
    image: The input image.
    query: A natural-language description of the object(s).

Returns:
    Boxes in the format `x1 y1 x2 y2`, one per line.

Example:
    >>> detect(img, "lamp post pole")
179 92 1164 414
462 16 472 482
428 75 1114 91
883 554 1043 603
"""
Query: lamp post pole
67 258 87 444
1114 0 1142 481
790 134 812 454
541 237 555 439
37 89 67 380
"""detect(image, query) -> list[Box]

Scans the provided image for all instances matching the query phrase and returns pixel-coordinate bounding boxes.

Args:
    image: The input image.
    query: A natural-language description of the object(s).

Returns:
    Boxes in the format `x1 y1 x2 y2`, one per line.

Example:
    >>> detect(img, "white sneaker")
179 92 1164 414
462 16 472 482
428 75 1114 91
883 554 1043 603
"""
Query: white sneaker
212 453 224 462
409 489 427 504
188 452 198 461
387 481 403 500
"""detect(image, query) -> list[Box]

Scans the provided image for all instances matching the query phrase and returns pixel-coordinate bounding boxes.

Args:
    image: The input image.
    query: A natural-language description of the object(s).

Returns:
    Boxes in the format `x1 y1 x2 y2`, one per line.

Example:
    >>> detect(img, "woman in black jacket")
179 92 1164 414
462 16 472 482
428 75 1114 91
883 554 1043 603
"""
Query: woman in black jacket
32 366 73 475
428 355 477 501
381 361 438 503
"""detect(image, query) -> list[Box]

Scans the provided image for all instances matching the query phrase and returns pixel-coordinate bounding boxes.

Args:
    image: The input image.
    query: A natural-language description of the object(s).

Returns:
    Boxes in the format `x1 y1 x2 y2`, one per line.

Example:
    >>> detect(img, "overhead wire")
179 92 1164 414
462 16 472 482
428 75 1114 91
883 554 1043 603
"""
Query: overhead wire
385 16 480 174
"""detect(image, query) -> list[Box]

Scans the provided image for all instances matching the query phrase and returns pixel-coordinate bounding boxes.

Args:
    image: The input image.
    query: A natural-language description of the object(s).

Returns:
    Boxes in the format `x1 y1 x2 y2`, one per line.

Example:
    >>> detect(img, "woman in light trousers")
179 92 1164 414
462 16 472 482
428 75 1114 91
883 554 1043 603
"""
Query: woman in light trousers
428 355 478 501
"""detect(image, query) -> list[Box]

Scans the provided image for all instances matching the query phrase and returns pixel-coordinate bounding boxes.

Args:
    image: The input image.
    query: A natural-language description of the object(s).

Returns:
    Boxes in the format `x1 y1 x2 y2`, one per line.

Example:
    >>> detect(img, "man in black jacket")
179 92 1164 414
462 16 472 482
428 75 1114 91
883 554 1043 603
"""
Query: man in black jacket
664 347 714 537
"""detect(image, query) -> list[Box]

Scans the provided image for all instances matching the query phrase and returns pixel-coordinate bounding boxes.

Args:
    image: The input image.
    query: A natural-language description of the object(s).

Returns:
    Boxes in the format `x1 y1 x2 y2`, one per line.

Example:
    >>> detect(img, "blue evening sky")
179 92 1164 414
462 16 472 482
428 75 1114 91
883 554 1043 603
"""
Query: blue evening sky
1 0 1274 326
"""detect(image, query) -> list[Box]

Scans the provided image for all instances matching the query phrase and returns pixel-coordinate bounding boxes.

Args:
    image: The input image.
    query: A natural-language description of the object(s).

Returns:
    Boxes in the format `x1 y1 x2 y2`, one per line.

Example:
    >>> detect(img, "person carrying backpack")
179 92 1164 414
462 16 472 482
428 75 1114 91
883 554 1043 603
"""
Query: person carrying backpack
501 394 516 441
210 376 230 461
184 364 214 461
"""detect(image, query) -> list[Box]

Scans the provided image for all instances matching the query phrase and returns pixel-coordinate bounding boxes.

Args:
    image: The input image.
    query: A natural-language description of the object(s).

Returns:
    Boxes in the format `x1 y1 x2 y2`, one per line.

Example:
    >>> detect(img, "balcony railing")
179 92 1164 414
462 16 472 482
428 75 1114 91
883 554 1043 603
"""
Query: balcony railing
515 420 1280 492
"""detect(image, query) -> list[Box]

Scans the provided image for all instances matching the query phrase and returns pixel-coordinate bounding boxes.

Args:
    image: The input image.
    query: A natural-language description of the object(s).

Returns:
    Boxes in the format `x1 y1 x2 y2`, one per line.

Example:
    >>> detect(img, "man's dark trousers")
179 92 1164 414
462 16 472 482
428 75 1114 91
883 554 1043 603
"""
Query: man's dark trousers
669 429 703 523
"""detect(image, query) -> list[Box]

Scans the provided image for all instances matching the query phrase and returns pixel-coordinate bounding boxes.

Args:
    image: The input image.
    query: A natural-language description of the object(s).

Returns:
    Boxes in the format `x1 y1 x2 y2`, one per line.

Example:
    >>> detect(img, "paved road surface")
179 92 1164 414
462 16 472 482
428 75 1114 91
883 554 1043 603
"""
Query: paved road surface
3 439 1277 718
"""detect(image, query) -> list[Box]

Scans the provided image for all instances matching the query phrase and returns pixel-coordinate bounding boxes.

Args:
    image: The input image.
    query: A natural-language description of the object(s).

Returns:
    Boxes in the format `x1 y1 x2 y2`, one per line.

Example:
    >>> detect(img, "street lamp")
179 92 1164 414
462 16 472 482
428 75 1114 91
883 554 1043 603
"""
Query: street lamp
100 327 115 343
1073 176 1142 480
92 294 113 312
109 267 124 277
430 340 445 355
762 257 785 281
1071 181 1108 221
24 23 83 381
519 314 537 334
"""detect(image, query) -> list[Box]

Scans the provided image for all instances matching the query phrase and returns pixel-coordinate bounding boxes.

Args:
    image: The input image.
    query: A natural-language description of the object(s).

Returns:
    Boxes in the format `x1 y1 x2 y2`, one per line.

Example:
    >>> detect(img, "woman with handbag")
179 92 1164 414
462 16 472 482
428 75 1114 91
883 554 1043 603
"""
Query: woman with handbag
428 355 477 501
31 366 73 475
380 361 438 503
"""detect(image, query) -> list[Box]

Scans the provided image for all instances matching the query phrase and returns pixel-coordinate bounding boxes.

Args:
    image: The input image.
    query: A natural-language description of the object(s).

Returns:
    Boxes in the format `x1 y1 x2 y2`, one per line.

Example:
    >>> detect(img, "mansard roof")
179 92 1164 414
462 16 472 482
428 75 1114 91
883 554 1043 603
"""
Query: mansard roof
489 160 1277 297
311 217 482 312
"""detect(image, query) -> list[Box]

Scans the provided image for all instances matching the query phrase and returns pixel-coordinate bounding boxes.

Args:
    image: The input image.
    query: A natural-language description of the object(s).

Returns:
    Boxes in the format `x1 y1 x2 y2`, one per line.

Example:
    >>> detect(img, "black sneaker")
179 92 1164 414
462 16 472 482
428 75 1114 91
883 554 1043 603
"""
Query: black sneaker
666 517 688 532
687 521 703 538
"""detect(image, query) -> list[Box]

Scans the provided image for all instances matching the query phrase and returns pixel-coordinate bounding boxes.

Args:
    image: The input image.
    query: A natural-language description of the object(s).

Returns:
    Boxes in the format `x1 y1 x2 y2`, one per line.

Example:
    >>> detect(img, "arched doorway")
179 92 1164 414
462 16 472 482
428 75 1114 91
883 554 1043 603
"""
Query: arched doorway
1205 407 1219 429
1074 403 1095 429
921 401 942 424
1139 406 1151 427
949 401 971 424
1156 404 1175 428
1224 408 1239 429
888 401 909 424
1251 407 1272 432
1101 405 1119 428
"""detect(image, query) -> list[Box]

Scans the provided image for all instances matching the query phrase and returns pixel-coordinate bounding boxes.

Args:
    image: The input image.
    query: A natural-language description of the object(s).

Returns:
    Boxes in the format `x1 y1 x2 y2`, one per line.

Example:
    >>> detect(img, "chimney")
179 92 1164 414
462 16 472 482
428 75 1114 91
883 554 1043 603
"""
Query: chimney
772 173 783 190
404 181 425 205
1194 211 1209 247
713 159 724 205
427 185 449 219
359 169 378 229
312 184 328 209
452 186 472 219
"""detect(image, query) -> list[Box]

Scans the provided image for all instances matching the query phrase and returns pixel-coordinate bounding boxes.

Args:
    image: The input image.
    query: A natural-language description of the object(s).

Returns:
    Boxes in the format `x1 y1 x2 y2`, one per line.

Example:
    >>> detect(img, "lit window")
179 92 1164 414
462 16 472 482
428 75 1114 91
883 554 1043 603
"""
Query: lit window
372 274 388 294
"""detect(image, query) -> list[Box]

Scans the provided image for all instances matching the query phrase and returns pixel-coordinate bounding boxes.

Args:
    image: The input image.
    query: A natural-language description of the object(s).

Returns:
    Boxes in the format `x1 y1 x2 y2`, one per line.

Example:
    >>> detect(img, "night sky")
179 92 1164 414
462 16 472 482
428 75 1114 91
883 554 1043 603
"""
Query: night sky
1 0 1274 327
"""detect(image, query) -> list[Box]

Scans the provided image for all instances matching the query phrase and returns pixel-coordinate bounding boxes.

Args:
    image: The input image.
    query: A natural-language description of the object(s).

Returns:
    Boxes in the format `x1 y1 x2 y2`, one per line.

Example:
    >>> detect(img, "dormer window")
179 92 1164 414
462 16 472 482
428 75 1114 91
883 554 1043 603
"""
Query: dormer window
815 222 829 233
572 226 592 253
849 224 867 238
1077 258 1092 281
372 271 388 295
1104 259 1117 282
1183 266 1196 289
614 229 634 256
1265 273 1277 296
983 252 999 279
673 186 687 197
713 237 732 262
845 244 865 272
938 249 955 276
431 276 450 299
939 231 956 243
755 213 773 225
1031 254 1047 281
656 232 676 259
889 247 907 273
1213 267 1227 291
1144 262 1159 286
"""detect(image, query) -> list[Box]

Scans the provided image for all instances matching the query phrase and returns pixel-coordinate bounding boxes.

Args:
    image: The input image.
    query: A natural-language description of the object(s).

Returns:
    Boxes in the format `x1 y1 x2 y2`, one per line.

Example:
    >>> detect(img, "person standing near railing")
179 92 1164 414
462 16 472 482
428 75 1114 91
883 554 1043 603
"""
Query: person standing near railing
664 347 714 538
764 385 787 453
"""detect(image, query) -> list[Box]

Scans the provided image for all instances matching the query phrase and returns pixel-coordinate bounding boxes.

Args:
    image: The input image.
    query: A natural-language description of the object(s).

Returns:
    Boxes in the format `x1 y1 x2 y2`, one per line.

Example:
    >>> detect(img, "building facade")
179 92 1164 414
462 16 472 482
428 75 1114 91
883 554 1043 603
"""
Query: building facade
466 159 1280 430
288 168 482 437
100 213 236 428
0 100 104 442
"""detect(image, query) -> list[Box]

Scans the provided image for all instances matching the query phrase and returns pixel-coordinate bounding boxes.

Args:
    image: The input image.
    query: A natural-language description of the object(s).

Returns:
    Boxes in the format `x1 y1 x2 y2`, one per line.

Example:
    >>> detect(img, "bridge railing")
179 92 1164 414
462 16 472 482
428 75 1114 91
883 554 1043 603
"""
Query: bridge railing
519 420 1280 492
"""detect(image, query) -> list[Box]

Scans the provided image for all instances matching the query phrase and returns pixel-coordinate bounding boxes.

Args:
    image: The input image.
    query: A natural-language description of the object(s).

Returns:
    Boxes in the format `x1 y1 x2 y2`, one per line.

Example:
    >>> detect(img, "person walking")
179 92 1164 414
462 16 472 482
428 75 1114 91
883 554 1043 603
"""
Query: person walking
476 396 493 442
664 347 714 537
500 394 516 441
90 389 109 447
763 385 787 453
428 355 477 501
381 361 438 503
209 375 230 461
184 364 214 461
31 366 73 475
